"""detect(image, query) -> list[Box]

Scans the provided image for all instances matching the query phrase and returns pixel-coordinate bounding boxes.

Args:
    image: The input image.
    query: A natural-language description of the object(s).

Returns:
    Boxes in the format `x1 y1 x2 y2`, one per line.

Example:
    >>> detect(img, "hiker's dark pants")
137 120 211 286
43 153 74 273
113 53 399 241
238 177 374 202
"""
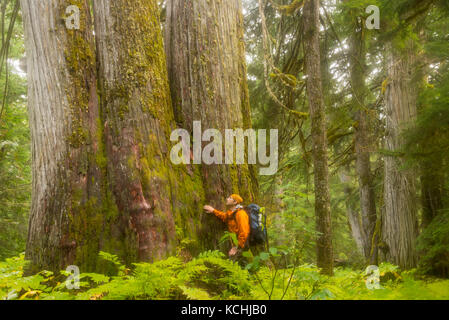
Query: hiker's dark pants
224 240 247 267
227 241 265 267
230 250 246 267
250 243 265 257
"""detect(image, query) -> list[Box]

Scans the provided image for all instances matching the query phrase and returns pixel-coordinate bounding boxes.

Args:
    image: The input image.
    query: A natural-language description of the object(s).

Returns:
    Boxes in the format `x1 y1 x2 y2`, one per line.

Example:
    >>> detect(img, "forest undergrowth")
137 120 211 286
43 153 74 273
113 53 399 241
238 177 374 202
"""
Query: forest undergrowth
1 249 448 300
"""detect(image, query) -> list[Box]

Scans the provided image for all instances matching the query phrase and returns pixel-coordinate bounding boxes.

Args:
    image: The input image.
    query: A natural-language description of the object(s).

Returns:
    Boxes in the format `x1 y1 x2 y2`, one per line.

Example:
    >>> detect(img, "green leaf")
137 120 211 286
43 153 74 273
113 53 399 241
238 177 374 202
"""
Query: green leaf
259 252 270 261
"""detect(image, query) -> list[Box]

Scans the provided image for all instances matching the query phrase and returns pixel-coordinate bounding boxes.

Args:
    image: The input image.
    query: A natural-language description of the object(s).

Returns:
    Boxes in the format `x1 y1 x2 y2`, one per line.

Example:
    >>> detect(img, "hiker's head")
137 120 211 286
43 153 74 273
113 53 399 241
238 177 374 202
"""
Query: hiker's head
226 194 243 206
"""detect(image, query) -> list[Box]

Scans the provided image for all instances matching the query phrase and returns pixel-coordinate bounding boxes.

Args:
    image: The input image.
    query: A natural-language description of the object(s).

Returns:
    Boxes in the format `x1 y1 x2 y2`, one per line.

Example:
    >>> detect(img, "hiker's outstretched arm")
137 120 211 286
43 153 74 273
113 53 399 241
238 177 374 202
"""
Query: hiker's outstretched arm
203 205 214 213
212 209 228 222
236 211 250 248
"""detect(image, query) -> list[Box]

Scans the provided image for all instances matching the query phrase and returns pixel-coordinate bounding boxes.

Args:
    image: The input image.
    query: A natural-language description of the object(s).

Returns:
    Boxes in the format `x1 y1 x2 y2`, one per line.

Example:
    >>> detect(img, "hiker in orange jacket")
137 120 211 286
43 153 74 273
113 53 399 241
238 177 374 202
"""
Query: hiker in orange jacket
203 194 250 258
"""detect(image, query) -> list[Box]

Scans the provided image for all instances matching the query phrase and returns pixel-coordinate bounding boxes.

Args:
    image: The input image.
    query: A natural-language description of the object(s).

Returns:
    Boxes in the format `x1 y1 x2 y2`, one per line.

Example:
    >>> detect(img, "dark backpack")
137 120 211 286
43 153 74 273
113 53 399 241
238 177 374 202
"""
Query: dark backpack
246 204 267 246
230 204 267 246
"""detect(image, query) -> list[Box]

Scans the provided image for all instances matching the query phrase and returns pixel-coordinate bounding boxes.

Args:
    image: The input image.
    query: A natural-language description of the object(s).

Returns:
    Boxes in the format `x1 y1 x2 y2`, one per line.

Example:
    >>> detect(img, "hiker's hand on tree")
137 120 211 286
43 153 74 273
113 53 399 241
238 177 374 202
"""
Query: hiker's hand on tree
203 205 214 213
229 246 238 257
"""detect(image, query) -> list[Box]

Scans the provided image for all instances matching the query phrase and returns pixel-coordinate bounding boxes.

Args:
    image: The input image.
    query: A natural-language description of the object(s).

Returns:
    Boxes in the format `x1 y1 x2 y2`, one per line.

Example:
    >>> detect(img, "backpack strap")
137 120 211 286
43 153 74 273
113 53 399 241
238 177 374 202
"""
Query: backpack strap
227 205 243 222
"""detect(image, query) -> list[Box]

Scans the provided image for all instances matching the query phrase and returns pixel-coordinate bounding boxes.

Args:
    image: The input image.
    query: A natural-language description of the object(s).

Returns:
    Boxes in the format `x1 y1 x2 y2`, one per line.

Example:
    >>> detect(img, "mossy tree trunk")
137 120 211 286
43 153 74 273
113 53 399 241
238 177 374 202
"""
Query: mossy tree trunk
165 0 259 249
22 0 205 272
303 0 333 276
21 0 104 272
349 14 378 265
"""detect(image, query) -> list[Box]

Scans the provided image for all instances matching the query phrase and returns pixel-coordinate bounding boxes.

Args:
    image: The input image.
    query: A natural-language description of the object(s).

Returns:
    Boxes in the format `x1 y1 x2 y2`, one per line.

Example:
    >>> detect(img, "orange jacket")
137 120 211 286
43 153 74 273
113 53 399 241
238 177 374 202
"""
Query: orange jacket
213 207 250 248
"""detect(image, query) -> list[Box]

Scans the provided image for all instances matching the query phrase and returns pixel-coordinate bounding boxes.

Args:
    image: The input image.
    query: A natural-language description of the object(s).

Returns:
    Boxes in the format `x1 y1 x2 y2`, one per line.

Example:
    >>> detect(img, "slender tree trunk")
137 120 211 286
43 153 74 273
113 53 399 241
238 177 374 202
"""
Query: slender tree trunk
420 168 443 228
303 0 333 276
418 67 444 228
349 16 378 265
165 0 259 248
22 0 205 272
382 42 419 269
273 175 286 247
339 172 365 255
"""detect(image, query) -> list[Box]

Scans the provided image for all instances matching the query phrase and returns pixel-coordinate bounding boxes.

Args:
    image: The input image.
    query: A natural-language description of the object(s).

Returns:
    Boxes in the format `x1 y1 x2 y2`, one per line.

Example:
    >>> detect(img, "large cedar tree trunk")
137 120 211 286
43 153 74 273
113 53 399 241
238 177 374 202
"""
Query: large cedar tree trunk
165 0 259 248
382 42 419 269
22 0 205 272
21 0 104 271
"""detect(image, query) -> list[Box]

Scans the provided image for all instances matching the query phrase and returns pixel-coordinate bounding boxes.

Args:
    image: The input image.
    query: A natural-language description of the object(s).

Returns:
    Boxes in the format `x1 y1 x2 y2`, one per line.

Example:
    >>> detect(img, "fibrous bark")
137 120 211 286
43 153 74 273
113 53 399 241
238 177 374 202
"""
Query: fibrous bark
22 0 205 272
21 0 103 271
165 0 259 248
382 42 419 269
